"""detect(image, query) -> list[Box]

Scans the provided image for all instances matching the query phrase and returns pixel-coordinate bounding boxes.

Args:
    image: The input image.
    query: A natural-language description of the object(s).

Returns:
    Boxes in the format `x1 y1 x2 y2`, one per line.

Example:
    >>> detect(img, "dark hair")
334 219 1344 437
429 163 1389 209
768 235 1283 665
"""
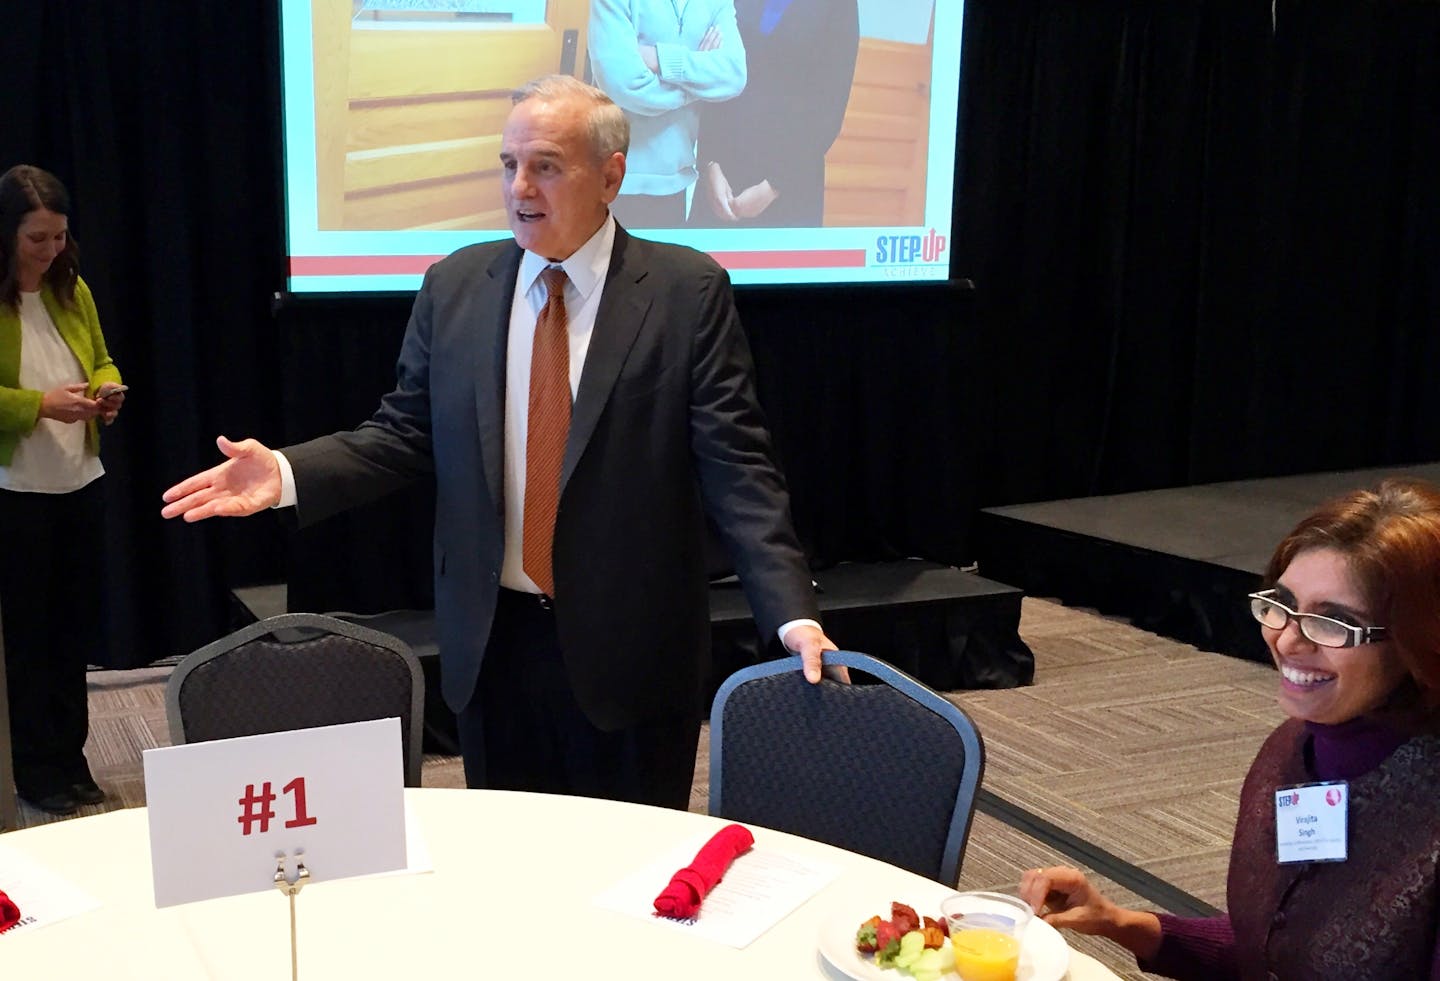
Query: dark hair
0 164 80 310
1266 478 1440 712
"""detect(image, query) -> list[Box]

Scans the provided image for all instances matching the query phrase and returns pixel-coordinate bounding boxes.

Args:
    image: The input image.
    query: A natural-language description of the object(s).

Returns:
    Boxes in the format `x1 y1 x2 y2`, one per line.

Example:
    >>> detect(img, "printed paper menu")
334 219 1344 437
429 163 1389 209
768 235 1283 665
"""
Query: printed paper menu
593 836 839 949
0 842 101 935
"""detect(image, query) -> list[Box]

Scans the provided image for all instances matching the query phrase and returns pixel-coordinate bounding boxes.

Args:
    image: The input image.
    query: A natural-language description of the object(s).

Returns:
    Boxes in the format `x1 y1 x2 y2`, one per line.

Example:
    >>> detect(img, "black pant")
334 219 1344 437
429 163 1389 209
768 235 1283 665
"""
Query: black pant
455 588 701 810
609 190 688 230
0 480 102 798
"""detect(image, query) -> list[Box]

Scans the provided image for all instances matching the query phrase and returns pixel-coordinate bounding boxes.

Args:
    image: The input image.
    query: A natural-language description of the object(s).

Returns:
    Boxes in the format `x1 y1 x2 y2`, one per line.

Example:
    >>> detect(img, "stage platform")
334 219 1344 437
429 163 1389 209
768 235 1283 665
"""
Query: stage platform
233 560 1035 752
975 463 1440 662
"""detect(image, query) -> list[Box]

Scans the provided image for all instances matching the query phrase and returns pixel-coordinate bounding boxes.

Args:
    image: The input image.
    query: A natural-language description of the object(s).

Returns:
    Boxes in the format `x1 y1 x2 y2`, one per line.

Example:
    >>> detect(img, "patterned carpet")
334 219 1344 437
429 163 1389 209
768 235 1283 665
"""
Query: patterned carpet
9 597 1283 980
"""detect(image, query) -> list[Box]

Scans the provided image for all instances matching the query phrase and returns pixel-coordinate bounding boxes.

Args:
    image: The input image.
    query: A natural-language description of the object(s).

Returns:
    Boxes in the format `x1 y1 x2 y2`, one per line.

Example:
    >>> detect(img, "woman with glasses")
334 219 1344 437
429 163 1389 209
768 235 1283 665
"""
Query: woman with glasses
1019 478 1440 979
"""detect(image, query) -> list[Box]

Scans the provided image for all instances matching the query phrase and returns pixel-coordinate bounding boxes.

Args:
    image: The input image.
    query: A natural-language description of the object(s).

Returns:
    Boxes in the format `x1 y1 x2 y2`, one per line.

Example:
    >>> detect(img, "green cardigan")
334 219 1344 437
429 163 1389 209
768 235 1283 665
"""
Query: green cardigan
0 276 121 466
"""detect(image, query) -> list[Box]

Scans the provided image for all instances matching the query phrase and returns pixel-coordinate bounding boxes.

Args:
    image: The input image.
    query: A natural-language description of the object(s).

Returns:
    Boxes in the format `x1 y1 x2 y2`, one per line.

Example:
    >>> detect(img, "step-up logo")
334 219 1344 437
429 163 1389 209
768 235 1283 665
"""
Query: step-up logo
874 228 948 265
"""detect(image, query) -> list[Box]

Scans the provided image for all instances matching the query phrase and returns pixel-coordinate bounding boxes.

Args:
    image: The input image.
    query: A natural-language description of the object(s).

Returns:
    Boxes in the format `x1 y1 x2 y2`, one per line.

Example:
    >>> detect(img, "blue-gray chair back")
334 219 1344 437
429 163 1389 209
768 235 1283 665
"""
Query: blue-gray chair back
166 613 424 787
710 650 984 884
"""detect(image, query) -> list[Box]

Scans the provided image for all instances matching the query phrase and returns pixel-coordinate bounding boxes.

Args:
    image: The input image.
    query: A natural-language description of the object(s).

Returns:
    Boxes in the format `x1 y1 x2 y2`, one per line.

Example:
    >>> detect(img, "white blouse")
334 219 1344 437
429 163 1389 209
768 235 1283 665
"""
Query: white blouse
0 291 104 493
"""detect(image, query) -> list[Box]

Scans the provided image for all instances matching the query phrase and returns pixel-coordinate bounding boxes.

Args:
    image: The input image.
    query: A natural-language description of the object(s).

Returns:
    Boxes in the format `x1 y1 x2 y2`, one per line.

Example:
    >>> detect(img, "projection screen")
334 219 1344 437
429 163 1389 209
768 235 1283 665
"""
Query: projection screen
279 0 959 292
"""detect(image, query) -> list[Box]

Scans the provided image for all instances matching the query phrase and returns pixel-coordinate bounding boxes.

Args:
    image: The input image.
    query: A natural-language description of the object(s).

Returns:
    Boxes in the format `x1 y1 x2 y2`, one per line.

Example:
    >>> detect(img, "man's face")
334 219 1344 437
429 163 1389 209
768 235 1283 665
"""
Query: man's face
500 96 625 261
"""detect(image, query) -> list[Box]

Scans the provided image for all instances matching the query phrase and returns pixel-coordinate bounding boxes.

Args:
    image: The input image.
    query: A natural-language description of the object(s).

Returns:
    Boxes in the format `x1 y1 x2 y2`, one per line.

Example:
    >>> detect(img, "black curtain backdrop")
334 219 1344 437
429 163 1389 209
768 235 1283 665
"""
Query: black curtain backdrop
1 3 289 665
960 0 1439 501
2 1 1436 664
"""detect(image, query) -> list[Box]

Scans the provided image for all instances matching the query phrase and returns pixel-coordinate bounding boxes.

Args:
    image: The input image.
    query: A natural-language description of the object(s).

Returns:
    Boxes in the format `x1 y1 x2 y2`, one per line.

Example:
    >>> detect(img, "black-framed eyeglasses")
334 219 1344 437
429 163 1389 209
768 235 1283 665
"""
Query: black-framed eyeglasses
1247 589 1388 649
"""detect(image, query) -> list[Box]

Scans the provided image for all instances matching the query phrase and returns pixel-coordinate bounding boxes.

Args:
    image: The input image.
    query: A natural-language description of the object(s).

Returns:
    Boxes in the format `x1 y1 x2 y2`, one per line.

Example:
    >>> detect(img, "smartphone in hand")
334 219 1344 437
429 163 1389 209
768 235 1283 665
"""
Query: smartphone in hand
96 384 129 400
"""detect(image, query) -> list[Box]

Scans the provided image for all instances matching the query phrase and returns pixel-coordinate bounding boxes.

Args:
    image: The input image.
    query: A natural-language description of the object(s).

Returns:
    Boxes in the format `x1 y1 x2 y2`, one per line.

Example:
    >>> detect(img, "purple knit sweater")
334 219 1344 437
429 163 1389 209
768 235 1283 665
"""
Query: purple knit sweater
1138 716 1436 980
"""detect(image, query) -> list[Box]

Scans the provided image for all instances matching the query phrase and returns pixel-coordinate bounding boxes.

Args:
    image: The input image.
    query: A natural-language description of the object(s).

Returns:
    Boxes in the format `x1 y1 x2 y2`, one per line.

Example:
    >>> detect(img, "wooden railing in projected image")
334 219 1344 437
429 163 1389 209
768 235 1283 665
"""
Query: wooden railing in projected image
310 1 931 231
311 0 590 231
823 36 934 228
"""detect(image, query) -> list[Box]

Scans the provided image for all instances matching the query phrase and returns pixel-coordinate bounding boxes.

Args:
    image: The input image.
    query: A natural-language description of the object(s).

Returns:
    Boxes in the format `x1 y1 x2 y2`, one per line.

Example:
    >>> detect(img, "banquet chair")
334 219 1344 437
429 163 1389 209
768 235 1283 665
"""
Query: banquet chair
709 650 985 885
321 608 460 755
166 613 424 787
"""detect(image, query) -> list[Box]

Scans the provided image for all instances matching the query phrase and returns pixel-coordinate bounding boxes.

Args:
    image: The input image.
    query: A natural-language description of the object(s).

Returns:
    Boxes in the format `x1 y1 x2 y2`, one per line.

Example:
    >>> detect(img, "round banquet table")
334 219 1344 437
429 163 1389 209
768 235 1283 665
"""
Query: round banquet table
0 788 1124 980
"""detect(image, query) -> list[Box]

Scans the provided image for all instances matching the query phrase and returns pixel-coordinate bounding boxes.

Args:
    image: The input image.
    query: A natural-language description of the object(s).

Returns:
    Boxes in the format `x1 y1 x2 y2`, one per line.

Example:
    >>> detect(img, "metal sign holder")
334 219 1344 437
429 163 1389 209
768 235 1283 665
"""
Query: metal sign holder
273 852 311 981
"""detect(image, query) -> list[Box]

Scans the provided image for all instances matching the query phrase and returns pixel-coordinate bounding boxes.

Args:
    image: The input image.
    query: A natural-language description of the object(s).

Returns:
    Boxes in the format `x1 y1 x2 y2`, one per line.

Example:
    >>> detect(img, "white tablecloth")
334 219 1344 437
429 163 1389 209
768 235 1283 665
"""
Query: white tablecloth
0 788 1123 980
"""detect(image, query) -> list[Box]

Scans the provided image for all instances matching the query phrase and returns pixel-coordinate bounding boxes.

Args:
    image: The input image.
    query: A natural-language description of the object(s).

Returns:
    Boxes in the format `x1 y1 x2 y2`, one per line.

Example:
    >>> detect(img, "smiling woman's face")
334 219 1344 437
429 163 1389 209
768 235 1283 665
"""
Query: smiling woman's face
1264 546 1409 725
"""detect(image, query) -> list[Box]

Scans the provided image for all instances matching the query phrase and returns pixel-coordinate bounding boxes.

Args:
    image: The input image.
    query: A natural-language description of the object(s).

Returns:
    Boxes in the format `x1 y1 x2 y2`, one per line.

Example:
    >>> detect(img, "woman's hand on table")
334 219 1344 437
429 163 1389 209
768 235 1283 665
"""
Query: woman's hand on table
1019 865 1162 960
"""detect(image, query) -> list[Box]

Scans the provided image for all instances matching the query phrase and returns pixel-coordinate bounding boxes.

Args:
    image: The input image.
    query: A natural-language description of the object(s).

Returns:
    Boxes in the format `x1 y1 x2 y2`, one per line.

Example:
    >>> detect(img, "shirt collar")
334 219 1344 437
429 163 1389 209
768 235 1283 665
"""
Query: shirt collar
518 214 615 302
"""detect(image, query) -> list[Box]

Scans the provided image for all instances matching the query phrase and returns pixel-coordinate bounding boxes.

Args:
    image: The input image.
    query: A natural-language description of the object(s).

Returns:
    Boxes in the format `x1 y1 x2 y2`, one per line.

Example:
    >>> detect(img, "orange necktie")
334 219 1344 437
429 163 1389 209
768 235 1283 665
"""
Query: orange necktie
522 266 570 597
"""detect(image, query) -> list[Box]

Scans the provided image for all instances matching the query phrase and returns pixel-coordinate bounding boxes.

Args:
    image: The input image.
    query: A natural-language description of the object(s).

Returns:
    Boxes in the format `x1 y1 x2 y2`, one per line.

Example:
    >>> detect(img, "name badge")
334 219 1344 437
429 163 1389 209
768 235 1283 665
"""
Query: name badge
1274 781 1348 864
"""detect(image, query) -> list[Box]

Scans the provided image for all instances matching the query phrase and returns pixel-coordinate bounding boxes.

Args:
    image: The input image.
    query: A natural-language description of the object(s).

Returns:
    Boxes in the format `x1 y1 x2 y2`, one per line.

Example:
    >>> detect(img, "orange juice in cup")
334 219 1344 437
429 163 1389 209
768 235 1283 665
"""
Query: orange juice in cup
949 926 1020 981
941 891 1031 981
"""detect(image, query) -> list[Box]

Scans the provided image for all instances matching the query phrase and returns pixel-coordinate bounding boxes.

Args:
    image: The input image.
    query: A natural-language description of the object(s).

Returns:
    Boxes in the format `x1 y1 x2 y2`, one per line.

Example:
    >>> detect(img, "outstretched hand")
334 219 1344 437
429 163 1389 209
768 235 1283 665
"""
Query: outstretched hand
782 624 848 684
160 435 282 521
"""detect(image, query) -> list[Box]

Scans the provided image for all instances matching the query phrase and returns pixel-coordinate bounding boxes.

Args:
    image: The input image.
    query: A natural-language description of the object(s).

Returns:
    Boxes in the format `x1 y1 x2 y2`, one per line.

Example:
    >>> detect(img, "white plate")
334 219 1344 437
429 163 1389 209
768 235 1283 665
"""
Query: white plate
817 899 1071 981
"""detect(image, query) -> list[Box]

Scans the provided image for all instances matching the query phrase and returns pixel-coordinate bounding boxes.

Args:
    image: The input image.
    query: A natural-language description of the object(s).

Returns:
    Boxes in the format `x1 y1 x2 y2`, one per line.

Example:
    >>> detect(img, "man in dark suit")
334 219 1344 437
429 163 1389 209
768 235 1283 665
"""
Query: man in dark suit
161 75 840 809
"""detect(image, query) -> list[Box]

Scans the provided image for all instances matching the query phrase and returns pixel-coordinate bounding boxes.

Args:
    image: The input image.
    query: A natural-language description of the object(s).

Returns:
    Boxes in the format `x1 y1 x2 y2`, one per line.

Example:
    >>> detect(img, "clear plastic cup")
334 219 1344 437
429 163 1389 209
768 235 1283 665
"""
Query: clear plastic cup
940 891 1032 981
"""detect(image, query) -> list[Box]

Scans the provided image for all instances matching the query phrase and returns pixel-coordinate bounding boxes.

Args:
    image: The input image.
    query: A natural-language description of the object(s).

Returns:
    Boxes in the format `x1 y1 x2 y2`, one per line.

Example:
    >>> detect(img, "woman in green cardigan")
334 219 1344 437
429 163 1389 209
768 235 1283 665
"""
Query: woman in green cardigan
0 165 124 816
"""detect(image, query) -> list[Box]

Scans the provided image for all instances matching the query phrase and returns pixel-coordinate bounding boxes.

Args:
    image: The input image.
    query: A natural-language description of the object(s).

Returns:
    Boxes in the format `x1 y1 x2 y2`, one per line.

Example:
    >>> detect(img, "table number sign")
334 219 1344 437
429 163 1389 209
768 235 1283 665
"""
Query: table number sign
143 718 406 907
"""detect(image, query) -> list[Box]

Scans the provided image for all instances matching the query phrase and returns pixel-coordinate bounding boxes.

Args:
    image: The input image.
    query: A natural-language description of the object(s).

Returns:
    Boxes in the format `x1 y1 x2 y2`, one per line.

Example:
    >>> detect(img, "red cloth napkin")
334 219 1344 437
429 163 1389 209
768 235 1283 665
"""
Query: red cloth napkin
0 888 20 932
653 823 755 919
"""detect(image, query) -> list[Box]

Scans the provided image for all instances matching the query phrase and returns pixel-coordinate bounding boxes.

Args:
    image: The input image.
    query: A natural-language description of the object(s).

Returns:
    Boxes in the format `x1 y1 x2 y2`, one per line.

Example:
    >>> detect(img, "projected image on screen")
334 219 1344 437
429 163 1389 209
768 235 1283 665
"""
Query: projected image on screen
280 0 958 291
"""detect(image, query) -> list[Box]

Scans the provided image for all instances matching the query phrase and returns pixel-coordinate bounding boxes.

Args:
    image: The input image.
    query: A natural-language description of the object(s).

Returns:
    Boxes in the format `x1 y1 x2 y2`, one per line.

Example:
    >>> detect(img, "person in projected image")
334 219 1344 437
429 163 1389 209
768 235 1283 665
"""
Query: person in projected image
0 165 125 816
161 75 845 810
588 0 746 228
690 0 859 228
1020 478 1440 979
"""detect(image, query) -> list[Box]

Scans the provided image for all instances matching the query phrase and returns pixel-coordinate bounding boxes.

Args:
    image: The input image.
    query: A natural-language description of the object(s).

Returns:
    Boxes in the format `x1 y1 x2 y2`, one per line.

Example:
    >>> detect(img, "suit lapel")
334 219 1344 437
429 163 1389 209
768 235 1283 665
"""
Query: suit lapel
475 244 523 509
561 226 651 492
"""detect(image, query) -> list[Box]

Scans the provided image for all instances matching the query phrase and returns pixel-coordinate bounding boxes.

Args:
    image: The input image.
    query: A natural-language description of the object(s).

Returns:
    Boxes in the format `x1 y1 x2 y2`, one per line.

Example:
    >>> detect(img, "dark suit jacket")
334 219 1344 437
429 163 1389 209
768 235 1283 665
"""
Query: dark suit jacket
284 225 818 730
